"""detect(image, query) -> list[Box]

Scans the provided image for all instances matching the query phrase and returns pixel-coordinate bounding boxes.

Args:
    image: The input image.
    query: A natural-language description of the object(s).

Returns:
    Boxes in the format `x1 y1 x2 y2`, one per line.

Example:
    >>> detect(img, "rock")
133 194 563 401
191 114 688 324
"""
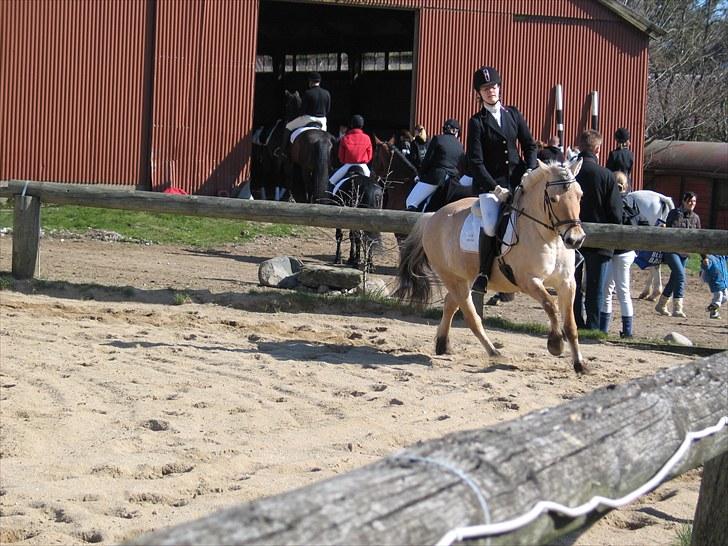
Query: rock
258 256 303 288
663 332 693 346
357 278 389 297
298 264 363 290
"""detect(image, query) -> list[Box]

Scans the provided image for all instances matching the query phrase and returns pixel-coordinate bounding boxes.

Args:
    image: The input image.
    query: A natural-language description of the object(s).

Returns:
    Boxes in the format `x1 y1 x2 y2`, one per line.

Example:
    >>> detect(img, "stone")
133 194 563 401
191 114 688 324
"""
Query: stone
258 256 303 288
298 264 363 290
357 278 389 297
663 332 693 347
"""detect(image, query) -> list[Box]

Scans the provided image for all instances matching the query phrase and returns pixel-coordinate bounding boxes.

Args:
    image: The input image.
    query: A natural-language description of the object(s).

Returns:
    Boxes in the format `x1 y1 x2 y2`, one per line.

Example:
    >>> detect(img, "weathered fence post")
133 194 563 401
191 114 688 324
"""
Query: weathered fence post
12 194 41 279
691 451 728 546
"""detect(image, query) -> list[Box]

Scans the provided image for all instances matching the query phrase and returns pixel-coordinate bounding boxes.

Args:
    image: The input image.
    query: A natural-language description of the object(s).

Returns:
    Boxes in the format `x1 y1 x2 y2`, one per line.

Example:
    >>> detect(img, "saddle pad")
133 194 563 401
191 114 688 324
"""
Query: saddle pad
459 211 517 254
291 126 317 143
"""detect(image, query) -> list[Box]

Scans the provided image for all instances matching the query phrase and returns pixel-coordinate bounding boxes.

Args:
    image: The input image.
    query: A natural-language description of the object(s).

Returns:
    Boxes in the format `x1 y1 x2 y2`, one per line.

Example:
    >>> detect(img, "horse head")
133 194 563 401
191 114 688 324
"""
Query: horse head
284 90 301 122
519 159 585 249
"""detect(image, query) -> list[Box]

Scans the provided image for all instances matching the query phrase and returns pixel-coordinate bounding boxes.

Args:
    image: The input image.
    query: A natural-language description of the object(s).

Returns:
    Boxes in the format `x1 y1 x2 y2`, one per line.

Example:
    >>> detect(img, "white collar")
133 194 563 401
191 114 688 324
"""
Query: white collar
483 101 501 115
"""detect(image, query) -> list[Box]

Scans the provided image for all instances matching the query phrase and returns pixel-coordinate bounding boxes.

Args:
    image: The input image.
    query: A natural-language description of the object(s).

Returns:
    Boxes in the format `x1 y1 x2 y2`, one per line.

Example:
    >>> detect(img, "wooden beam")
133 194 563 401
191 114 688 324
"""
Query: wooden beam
11 194 41 279
126 353 728 546
2 181 727 254
691 450 728 546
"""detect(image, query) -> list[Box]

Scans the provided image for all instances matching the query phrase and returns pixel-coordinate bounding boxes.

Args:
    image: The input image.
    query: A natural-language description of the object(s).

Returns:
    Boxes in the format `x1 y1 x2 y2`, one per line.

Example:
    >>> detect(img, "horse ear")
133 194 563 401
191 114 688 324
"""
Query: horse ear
537 159 548 171
569 158 583 177
387 136 395 146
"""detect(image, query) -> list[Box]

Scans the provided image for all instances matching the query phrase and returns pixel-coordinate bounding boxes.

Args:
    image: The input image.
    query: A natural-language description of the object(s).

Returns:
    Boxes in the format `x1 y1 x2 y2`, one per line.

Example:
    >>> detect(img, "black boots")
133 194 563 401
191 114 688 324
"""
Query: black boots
472 230 496 294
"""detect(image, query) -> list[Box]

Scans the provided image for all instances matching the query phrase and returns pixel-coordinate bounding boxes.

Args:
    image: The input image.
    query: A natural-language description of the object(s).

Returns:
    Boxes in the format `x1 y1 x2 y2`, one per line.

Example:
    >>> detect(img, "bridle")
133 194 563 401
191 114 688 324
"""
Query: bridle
507 173 582 241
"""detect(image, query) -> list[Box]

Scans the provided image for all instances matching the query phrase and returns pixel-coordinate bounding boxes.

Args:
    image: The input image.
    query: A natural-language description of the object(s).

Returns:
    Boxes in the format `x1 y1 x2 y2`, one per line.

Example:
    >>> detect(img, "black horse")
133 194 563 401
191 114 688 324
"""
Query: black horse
324 166 384 271
283 91 335 204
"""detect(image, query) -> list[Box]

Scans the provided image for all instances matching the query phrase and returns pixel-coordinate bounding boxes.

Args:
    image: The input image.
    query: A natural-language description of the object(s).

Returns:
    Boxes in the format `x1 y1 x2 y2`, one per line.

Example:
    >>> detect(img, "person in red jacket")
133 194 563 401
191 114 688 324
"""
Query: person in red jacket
329 115 373 191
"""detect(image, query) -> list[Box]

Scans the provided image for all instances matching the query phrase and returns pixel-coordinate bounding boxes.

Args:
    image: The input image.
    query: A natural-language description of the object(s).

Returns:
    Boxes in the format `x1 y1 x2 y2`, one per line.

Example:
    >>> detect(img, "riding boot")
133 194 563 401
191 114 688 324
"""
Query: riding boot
472 231 496 294
672 298 687 318
599 312 611 334
620 316 634 338
655 295 670 316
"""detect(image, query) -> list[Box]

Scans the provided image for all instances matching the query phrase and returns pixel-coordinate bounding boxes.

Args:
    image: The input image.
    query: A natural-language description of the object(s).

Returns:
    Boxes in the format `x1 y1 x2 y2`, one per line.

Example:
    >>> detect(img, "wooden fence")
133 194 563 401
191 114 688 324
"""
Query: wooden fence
124 353 727 546
2 180 727 280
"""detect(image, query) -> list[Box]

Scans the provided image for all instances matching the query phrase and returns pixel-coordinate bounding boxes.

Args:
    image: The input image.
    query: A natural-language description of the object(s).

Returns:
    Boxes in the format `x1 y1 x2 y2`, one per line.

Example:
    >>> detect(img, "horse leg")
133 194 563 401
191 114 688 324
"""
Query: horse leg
346 231 358 267
553 278 586 374
652 264 664 300
520 279 565 357
334 228 343 264
440 279 500 357
435 292 459 355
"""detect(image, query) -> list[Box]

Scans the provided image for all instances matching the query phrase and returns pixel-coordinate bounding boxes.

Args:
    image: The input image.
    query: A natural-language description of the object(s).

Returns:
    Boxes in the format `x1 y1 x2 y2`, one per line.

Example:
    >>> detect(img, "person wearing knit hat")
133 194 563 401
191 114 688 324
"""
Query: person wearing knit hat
606 127 634 179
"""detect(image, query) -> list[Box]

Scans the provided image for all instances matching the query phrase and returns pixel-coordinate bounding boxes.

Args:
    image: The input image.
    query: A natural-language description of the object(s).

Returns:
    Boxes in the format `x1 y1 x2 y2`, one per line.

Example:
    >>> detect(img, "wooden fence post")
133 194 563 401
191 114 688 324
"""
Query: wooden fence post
12 194 41 279
691 451 728 546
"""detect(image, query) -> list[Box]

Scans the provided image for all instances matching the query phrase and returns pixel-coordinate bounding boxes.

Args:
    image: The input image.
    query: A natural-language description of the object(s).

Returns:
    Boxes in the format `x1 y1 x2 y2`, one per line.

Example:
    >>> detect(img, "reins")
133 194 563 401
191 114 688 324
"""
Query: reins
506 176 581 235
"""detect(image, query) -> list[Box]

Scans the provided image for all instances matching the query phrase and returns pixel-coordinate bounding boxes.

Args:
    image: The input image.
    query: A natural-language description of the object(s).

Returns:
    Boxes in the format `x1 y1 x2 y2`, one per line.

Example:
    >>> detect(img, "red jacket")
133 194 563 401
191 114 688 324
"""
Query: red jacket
338 129 372 164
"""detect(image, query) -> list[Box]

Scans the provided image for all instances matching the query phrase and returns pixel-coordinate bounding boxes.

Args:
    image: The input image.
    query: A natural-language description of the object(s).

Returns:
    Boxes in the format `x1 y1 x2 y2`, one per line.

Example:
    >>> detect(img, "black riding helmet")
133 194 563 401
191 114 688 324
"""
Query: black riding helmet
614 127 630 143
443 118 460 134
307 71 322 83
350 114 365 129
473 66 501 90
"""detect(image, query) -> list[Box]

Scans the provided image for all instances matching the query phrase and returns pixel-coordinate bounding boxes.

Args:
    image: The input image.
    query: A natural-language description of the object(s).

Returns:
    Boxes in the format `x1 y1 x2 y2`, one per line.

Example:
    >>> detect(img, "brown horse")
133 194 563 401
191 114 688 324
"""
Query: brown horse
371 136 418 213
395 160 589 373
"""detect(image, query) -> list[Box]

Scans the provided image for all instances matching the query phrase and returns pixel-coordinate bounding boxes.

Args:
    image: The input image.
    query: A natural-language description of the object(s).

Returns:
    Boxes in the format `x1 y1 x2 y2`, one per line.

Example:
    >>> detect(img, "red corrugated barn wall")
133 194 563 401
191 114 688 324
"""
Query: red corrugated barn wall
1 1 149 186
411 0 649 187
152 0 257 195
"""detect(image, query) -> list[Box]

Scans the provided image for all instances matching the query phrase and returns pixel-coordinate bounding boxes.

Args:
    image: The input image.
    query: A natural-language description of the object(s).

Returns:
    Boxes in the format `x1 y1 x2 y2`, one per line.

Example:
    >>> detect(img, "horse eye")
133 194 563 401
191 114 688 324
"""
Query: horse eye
550 196 558 203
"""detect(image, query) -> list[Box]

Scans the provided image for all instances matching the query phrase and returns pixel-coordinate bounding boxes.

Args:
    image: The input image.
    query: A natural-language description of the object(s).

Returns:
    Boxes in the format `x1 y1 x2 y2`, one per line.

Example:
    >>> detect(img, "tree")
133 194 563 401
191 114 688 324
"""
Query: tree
623 0 728 142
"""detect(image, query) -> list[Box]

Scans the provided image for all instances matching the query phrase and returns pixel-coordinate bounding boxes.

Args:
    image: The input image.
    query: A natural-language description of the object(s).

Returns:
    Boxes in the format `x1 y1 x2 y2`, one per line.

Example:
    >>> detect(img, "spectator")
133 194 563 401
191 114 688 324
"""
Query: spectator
538 136 565 163
411 124 429 169
467 65 537 294
700 254 728 319
572 129 623 330
405 119 464 211
655 191 701 317
328 115 373 191
599 172 636 337
606 127 634 179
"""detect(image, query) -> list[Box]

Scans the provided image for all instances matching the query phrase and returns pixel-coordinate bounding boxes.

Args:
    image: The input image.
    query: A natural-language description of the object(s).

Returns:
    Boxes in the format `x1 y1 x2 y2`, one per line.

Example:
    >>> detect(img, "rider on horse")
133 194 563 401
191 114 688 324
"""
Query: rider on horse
328 114 373 196
281 71 331 156
468 66 538 294
404 118 464 211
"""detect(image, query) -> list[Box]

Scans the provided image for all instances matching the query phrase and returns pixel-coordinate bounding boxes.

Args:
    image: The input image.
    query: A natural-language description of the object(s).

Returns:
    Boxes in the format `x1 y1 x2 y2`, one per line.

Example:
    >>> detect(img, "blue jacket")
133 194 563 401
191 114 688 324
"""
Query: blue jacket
700 255 728 293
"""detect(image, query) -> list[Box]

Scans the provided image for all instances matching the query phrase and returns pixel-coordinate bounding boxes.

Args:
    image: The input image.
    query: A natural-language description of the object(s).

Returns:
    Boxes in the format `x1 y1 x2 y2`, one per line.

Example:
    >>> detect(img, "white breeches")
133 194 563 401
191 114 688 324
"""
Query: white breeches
286 115 327 132
601 251 636 316
329 163 371 188
478 192 501 236
406 180 437 209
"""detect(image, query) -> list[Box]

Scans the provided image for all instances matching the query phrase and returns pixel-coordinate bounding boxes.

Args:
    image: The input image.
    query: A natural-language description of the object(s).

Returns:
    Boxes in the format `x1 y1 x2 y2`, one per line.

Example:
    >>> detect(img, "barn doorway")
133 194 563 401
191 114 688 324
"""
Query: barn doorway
254 0 417 139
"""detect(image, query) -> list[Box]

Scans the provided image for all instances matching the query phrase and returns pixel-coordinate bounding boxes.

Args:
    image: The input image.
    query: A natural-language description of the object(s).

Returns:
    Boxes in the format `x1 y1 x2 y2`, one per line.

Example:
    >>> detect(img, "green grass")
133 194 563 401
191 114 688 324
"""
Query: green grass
673 523 692 546
0 203 303 246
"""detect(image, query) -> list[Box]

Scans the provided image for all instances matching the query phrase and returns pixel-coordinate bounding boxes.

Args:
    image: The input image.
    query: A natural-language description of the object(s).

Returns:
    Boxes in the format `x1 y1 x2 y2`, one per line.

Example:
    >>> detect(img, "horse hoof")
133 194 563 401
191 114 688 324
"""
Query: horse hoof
435 336 451 355
547 334 564 356
637 292 648 300
573 360 588 374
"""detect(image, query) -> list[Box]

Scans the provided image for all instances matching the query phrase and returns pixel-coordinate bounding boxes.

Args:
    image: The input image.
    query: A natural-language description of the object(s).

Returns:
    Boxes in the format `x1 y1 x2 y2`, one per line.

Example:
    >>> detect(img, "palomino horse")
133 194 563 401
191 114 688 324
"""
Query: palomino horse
395 159 589 373
622 190 675 300
284 91 335 204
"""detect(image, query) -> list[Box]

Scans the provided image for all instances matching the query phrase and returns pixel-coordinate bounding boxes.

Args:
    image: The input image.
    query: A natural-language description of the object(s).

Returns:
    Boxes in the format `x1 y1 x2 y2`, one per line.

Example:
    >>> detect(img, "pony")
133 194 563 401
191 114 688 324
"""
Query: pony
622 190 675 300
324 167 384 271
395 159 589 373
284 91 335 204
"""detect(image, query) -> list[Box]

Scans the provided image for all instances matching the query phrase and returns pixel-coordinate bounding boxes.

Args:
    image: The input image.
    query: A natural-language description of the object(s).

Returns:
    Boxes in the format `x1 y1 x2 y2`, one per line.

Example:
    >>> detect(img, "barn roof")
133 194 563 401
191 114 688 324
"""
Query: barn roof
596 0 666 38
644 140 728 177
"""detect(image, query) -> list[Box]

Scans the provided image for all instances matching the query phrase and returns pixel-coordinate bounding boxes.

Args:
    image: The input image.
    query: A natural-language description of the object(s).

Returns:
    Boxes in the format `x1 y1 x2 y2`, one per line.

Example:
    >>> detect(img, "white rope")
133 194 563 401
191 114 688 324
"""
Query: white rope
436 415 727 546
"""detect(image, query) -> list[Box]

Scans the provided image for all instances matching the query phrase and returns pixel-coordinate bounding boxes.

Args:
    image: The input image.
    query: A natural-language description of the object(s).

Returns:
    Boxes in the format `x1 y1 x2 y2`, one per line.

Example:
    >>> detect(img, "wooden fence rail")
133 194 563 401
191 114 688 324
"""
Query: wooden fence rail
2 181 727 279
125 353 727 546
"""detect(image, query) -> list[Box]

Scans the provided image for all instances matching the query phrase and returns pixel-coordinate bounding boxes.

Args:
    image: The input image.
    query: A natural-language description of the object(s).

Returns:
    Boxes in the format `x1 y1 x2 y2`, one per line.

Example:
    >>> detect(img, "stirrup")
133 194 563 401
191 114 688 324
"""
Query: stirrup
471 274 488 294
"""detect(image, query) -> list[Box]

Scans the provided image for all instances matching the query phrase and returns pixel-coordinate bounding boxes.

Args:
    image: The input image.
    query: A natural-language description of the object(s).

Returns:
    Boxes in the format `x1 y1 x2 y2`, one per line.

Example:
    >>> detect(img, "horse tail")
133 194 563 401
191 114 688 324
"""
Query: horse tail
313 137 333 204
394 214 433 305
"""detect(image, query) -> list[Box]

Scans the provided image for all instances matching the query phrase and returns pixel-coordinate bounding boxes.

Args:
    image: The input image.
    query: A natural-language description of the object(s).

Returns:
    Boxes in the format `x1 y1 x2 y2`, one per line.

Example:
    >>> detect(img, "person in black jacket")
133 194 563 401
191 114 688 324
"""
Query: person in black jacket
468 66 538 294
281 72 331 155
606 127 633 179
572 129 624 330
405 119 465 211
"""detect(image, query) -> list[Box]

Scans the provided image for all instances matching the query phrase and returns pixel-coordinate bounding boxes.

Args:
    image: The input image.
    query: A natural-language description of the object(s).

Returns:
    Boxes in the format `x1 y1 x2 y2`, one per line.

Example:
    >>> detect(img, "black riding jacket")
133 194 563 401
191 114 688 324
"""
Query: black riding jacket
301 86 331 118
418 133 465 187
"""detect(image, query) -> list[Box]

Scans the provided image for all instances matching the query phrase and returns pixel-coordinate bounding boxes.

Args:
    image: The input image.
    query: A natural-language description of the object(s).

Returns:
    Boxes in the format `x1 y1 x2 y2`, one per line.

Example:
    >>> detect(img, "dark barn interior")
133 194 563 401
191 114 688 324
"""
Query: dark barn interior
255 0 416 138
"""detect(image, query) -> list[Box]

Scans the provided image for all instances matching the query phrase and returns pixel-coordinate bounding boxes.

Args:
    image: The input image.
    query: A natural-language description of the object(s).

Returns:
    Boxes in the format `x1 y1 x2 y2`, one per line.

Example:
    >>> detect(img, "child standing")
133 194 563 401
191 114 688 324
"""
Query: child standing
700 254 728 319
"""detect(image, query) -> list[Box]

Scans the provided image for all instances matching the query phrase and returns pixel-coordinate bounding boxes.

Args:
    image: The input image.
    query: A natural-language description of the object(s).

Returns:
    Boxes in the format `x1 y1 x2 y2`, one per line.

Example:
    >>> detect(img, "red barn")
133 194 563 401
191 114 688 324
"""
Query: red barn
1 0 660 196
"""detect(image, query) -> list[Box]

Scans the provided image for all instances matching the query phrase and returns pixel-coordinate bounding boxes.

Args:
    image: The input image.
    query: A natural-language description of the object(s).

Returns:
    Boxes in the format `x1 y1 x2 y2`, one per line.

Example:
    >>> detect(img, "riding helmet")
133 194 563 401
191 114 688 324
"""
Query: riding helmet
614 127 630 143
350 115 365 129
307 71 322 83
442 118 461 134
473 66 501 90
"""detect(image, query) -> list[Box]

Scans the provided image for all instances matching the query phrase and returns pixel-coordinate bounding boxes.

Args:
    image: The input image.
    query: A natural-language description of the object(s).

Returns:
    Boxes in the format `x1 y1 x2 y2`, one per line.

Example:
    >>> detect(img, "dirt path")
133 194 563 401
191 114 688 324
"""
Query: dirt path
0 231 723 545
